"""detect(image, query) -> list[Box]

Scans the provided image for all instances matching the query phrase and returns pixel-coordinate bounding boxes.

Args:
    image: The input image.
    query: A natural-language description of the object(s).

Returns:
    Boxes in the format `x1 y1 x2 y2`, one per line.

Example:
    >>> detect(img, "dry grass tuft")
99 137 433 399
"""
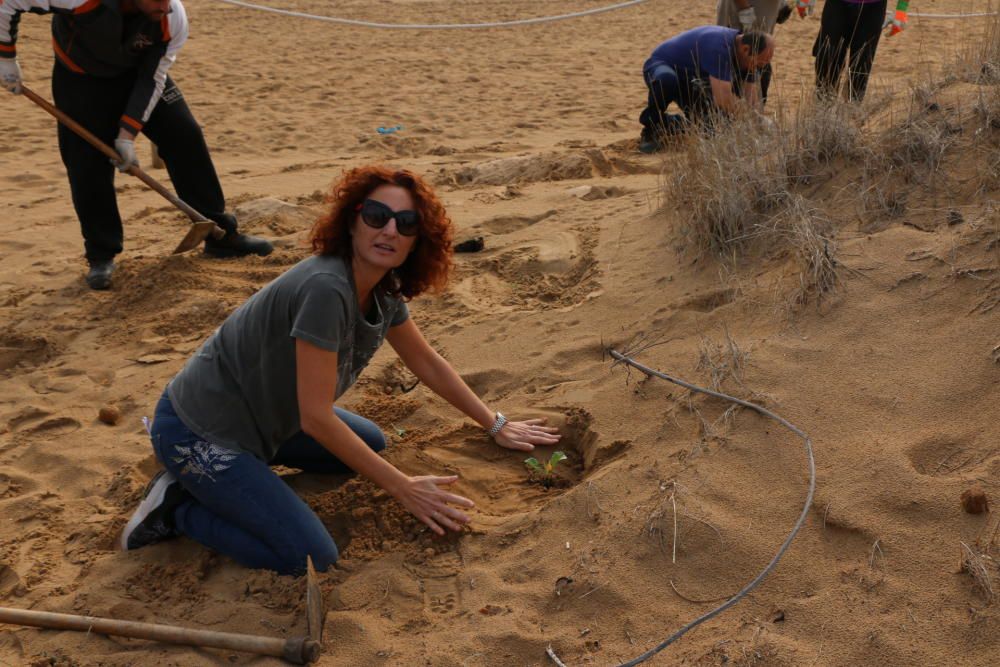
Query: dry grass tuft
668 103 853 305
784 98 863 183
772 196 839 302
666 14 1000 306
879 118 959 182
697 327 750 392
670 116 790 256
960 541 996 603
961 8 1000 84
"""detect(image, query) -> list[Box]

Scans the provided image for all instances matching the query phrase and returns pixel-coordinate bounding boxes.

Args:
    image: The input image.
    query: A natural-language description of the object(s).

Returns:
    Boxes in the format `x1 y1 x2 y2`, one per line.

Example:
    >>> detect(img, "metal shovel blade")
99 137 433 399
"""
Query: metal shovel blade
306 556 324 643
171 221 219 254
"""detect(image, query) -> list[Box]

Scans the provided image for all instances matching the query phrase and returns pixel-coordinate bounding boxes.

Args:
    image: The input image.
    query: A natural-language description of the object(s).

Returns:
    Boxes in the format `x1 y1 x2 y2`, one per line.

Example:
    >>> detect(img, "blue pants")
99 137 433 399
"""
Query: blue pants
150 392 385 576
639 62 714 134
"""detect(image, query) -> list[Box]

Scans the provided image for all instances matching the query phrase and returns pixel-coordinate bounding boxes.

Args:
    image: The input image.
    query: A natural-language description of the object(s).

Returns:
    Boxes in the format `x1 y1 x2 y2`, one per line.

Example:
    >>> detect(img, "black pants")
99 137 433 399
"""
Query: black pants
639 62 714 134
52 64 236 262
813 0 887 102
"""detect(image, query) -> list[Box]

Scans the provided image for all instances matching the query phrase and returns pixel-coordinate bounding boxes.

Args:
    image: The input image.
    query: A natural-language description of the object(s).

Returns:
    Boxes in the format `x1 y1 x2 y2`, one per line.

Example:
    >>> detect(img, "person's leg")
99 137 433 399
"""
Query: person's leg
677 75 715 127
814 0 854 100
270 408 386 474
140 79 233 232
639 62 686 144
846 0 888 102
142 79 272 257
51 64 130 264
150 394 337 575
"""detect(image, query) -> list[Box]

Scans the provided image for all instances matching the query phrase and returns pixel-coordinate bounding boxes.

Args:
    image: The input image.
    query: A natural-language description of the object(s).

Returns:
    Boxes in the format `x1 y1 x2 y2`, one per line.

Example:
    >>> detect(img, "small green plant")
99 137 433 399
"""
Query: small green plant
524 451 567 487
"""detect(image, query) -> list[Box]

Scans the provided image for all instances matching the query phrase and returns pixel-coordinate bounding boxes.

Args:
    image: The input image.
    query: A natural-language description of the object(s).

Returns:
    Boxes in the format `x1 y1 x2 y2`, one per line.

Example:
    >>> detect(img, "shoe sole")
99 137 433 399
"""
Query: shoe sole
119 471 176 551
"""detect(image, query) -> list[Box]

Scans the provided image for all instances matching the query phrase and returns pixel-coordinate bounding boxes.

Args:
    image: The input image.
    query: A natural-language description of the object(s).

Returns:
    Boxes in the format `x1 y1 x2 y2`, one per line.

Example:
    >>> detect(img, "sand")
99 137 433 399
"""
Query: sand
1 0 999 665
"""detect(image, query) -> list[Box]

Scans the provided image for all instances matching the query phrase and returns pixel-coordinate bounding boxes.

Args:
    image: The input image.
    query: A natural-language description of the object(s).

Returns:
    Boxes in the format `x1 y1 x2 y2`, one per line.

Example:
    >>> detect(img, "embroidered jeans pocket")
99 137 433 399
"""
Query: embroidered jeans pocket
172 440 239 483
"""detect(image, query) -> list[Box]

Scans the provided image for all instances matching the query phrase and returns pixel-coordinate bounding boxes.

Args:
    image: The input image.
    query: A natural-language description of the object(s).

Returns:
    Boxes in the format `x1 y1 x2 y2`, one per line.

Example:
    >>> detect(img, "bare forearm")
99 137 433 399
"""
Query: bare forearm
409 351 494 428
302 411 408 494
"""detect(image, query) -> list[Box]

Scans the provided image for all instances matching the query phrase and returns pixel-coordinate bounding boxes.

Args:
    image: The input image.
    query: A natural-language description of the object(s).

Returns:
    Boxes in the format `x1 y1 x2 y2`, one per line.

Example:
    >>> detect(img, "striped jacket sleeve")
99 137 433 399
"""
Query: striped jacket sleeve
120 0 188 134
0 0 98 58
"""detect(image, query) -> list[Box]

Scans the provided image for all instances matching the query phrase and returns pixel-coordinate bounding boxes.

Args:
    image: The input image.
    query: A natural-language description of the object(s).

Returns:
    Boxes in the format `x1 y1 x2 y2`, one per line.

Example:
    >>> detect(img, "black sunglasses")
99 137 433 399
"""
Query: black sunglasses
356 199 421 237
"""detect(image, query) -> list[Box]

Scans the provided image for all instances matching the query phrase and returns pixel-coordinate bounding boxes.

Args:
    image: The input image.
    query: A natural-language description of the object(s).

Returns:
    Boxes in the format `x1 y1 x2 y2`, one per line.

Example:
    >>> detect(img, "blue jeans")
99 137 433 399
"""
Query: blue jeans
150 391 385 576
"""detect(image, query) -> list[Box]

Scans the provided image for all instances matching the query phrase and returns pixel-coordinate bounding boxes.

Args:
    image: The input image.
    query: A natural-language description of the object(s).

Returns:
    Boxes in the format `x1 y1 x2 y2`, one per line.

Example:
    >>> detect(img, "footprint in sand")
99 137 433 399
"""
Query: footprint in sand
673 287 737 313
409 551 463 618
0 332 54 373
477 210 557 235
906 435 998 477
0 472 35 499
452 229 601 313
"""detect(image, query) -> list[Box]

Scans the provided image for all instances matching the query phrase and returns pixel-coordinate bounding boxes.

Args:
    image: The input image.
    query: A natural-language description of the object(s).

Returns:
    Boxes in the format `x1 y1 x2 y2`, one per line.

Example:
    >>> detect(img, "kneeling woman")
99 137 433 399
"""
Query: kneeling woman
120 166 560 574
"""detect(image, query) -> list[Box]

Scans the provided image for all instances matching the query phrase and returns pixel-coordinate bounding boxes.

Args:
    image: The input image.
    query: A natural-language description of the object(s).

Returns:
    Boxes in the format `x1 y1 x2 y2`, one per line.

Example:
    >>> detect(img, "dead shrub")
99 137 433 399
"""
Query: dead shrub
787 201 838 302
881 118 959 181
669 110 842 305
669 116 790 256
697 327 750 392
961 9 1000 83
960 541 996 603
785 98 863 183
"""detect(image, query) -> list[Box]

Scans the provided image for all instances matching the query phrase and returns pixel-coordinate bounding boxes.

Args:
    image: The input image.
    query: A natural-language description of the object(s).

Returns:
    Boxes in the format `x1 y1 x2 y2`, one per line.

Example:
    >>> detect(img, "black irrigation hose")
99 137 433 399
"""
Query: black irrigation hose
556 349 816 666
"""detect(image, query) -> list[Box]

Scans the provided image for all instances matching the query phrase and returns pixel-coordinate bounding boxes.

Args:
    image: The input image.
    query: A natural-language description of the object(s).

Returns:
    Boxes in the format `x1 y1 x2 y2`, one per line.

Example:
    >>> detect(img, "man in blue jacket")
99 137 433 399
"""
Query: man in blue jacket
639 25 775 153
0 0 273 289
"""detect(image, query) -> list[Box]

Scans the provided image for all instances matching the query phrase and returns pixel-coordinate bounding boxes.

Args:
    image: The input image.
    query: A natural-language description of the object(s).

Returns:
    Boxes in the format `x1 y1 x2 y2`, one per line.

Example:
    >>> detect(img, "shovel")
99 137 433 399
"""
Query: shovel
20 85 225 254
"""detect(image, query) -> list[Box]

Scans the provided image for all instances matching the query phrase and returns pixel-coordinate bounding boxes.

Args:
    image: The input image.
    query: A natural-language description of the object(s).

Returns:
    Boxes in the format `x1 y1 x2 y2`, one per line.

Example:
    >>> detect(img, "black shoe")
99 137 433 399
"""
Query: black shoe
454 237 485 253
120 470 187 551
204 230 274 258
86 260 115 290
638 128 663 155
638 136 661 154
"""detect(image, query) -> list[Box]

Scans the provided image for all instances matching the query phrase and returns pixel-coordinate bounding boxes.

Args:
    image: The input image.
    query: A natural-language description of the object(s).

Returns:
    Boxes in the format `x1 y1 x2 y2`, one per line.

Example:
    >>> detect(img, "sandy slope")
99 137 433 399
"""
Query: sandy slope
1 0 998 665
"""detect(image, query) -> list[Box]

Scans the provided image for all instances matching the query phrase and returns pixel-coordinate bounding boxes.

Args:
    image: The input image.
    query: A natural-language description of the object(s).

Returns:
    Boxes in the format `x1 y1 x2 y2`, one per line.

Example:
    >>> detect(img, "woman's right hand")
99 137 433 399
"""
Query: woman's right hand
395 475 475 536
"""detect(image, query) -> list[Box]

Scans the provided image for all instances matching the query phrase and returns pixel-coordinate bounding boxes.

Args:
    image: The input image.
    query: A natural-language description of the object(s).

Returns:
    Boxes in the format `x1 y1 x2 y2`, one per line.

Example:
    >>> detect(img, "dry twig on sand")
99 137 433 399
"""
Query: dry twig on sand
960 541 996 603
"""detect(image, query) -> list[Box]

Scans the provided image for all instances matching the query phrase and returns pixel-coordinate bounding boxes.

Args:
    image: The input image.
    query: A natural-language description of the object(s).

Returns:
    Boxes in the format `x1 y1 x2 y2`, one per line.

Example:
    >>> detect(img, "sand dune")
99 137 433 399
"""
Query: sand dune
1 1 999 665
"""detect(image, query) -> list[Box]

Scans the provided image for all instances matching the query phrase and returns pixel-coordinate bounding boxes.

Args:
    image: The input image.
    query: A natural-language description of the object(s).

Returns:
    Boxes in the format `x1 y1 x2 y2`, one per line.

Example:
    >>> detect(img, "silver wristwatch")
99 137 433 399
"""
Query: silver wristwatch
488 411 508 437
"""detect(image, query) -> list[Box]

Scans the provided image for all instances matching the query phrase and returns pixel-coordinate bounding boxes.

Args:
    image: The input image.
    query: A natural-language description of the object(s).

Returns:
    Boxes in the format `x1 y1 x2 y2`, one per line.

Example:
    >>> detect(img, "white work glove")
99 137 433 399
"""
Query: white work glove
795 0 816 18
738 7 756 31
113 137 138 173
0 58 23 94
756 113 777 132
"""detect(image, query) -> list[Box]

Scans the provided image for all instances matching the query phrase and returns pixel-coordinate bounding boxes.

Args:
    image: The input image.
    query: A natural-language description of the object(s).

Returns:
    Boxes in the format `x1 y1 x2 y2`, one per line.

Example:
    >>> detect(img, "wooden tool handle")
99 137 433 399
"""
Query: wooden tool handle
0 607 320 664
20 86 220 230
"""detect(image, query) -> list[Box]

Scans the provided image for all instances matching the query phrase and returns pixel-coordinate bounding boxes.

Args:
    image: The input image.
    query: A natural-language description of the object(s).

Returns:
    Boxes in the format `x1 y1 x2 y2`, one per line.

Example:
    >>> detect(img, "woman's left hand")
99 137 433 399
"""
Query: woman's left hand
493 418 561 452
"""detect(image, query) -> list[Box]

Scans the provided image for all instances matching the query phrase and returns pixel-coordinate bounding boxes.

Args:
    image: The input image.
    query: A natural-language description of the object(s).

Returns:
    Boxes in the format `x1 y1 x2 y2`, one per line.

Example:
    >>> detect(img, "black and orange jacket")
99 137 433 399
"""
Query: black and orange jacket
0 0 189 134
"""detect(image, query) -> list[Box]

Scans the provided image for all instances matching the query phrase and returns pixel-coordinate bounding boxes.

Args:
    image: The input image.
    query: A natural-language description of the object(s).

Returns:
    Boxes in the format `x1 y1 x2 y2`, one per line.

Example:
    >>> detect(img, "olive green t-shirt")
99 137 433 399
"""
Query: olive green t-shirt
167 255 409 461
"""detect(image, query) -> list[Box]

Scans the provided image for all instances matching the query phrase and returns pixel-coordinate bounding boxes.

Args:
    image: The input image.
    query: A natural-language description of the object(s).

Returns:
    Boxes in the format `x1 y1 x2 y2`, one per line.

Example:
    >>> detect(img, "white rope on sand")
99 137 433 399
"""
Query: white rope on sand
911 12 999 18
207 0 653 29
206 0 1000 29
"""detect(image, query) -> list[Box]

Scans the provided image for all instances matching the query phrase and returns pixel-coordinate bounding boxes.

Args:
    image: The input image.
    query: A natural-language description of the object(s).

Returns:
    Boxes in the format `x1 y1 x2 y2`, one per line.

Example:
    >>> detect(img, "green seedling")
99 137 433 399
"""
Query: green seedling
524 451 567 486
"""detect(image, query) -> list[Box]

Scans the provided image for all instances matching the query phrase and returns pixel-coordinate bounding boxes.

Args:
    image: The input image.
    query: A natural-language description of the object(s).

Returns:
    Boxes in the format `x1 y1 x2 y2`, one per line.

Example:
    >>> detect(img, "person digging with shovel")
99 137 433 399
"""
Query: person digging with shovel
0 0 272 290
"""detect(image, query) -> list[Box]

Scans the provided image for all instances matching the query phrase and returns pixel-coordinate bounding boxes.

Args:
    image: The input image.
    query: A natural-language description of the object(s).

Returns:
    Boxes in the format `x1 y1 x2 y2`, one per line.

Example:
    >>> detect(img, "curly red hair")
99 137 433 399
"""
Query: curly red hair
309 166 453 299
